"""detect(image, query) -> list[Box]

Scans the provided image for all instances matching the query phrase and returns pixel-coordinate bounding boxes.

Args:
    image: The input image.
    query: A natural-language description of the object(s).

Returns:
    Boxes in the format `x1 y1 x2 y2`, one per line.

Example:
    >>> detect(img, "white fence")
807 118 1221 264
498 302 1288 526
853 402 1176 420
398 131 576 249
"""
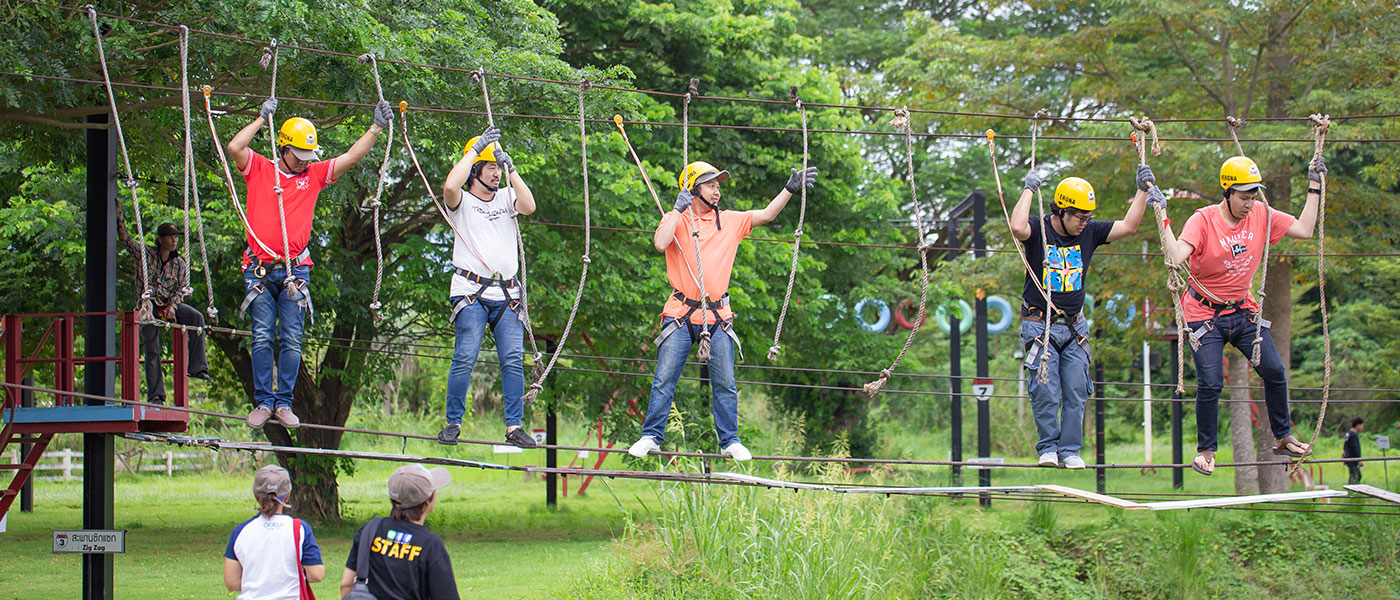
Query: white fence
8 447 211 482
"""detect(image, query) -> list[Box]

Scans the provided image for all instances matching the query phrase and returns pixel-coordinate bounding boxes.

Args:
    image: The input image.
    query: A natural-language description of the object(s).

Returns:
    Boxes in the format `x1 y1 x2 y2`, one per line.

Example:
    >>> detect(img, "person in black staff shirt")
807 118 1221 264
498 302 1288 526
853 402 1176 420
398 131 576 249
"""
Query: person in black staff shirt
341 464 459 600
1344 417 1365 484
1010 168 1149 469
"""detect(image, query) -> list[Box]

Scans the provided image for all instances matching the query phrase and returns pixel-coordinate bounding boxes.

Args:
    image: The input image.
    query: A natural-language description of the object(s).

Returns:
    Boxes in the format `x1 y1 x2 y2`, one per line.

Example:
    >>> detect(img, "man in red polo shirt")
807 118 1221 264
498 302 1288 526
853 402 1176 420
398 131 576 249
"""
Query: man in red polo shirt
227 97 393 429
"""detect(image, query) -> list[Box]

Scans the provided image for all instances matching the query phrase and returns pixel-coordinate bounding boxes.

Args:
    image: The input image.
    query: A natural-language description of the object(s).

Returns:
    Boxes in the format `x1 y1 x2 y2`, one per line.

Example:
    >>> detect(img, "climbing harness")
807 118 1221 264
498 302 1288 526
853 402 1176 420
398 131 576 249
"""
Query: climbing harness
1132 117 1189 393
358 53 393 318
863 108 932 396
449 268 521 327
472 69 543 371
86 6 153 323
767 85 810 361
522 81 595 404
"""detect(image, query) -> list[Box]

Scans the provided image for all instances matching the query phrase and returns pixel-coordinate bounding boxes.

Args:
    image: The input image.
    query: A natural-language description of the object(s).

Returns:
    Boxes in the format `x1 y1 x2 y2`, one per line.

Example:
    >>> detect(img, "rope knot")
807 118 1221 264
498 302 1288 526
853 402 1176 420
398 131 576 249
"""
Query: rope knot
581 254 592 265
688 77 700 96
788 85 800 103
273 185 283 194
891 107 910 131
260 40 277 71
469 69 483 84
579 78 592 91
357 53 375 65
793 228 803 238
1226 115 1246 130
1310 113 1331 134
767 345 781 361
1033 107 1052 121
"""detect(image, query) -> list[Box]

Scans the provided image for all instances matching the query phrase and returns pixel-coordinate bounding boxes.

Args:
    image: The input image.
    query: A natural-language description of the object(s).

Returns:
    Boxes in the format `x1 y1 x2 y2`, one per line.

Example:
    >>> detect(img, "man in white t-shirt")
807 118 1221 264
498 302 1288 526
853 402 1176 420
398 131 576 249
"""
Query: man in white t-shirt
436 127 538 448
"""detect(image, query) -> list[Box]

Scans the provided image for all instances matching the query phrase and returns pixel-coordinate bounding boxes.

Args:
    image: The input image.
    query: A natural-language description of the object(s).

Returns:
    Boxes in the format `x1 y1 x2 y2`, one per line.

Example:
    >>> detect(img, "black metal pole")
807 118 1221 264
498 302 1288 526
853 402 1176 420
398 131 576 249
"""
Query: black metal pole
1095 362 1106 494
945 220 962 487
1171 338 1184 490
84 112 117 600
545 404 557 509
20 376 34 513
973 193 989 504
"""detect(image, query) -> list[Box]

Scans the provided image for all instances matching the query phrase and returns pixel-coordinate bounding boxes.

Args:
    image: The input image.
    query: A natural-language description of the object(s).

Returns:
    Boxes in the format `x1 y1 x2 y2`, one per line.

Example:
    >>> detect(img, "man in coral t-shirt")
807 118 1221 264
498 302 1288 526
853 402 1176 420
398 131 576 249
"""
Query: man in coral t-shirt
627 161 818 462
1155 154 1325 476
227 97 393 430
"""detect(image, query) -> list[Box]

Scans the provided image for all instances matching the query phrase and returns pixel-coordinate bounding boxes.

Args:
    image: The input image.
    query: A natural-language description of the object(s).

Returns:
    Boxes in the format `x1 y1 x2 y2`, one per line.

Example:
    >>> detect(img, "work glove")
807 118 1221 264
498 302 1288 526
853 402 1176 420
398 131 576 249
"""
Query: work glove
1147 185 1167 210
673 188 694 213
784 166 819 194
1137 164 1156 192
471 126 501 154
259 98 278 122
497 148 514 175
373 100 393 130
1308 155 1327 183
1023 170 1043 193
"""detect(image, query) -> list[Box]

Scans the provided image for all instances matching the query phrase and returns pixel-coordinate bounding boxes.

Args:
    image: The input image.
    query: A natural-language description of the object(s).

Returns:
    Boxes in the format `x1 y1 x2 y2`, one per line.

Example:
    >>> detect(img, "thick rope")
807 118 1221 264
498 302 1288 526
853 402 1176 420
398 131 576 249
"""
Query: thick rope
201 85 280 263
260 41 296 290
1226 116 1271 367
86 6 153 322
358 53 392 317
1027 109 1057 384
1297 113 1333 469
863 108 931 396
473 70 543 370
767 86 810 361
678 85 714 362
177 27 194 304
1132 117 1189 393
986 126 1055 369
522 82 594 403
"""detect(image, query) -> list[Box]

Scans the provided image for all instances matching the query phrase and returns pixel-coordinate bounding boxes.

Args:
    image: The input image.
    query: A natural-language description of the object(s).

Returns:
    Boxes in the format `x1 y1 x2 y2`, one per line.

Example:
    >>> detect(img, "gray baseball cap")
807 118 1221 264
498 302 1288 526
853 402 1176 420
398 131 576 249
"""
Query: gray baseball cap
253 465 292 505
387 464 451 506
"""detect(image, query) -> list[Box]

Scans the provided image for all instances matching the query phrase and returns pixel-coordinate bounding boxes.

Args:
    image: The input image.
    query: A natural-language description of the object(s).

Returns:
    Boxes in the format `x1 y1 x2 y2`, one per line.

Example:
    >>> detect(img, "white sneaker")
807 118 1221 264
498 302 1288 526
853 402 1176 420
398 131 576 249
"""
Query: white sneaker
1063 455 1086 470
627 436 660 458
721 442 752 462
1038 451 1059 467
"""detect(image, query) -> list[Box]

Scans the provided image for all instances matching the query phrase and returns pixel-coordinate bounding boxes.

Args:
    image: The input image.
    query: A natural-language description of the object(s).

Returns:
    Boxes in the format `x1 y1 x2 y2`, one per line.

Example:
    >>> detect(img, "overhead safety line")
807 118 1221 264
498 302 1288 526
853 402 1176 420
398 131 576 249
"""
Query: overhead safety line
18 0 1400 126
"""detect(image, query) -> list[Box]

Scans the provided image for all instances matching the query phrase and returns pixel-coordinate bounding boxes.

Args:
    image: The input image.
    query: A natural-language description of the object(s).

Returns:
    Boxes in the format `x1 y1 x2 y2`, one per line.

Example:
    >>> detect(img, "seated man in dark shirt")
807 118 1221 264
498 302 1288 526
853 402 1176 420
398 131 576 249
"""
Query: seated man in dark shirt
341 464 459 600
1010 168 1148 469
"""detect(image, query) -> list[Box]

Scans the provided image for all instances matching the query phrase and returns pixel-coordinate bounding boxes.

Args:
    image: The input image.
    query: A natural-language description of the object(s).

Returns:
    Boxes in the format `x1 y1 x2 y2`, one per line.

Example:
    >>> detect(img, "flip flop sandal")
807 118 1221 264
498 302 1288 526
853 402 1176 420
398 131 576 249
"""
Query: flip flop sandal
1272 435 1311 458
1191 452 1215 476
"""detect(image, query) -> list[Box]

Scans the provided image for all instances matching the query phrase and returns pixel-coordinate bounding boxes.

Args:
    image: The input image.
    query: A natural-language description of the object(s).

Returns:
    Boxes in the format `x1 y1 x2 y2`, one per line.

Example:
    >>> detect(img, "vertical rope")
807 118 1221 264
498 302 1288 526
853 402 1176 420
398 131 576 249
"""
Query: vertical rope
1297 113 1333 469
202 85 279 261
87 6 153 322
522 81 594 404
259 41 297 294
863 108 931 396
474 69 543 368
1028 109 1055 384
767 86 809 361
1132 117 1188 393
1226 116 1271 367
177 26 194 303
678 83 714 362
357 54 392 317
398 103 494 264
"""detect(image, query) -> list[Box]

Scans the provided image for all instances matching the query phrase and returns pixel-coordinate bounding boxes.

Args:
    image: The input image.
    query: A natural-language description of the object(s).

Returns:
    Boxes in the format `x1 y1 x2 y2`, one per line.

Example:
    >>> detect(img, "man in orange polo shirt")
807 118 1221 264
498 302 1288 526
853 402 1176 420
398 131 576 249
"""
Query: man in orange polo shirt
628 161 818 461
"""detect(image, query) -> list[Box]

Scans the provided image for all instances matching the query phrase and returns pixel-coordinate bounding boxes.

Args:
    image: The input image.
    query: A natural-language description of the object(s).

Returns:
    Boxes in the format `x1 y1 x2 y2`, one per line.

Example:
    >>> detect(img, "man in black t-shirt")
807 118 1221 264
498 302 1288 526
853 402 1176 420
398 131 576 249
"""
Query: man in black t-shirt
341 464 459 600
1010 167 1150 469
1344 417 1364 484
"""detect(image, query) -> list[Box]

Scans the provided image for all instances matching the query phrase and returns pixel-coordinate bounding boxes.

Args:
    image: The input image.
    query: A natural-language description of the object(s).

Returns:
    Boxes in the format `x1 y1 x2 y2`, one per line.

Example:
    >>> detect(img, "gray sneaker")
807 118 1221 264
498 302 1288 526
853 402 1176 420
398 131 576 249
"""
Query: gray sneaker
246 406 273 429
274 406 301 429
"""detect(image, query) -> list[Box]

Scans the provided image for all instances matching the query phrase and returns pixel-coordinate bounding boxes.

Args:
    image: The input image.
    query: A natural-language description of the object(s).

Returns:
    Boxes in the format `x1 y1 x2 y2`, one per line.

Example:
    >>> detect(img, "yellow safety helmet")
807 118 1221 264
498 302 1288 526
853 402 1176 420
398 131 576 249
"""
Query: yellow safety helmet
276 117 319 160
1053 177 1096 212
678 161 730 192
465 137 498 164
1219 155 1265 191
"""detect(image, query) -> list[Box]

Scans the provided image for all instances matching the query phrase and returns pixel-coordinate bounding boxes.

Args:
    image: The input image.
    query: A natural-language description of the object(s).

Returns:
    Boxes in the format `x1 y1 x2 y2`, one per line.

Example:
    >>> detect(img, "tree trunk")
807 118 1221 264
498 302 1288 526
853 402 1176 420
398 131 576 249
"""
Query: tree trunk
1261 10 1295 370
1227 354 1259 494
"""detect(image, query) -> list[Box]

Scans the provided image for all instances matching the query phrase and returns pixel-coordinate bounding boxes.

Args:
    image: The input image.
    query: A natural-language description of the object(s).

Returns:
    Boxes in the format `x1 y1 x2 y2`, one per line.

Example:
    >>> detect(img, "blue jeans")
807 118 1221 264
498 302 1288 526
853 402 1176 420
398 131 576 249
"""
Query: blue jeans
445 296 525 426
1188 309 1291 452
1021 315 1092 459
245 264 310 410
641 318 740 448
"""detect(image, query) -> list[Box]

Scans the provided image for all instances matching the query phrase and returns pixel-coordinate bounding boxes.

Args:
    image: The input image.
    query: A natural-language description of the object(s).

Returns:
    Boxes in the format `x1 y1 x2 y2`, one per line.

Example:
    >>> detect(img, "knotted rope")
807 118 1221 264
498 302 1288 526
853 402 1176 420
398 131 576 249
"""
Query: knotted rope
260 40 297 292
180 27 216 324
863 107 931 396
767 85 810 361
87 6 153 323
1226 116 1271 367
1132 116 1188 393
522 81 594 404
1296 113 1333 471
177 27 194 305
679 83 715 362
1027 109 1057 384
357 53 393 318
474 69 544 372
